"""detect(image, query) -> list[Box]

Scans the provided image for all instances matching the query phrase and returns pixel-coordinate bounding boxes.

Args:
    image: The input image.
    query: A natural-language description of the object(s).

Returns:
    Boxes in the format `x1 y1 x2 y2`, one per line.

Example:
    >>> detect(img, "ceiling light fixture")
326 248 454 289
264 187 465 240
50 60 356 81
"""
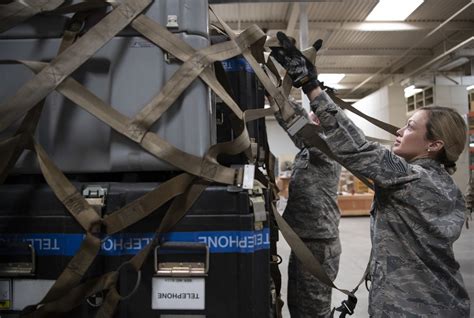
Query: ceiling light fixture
438 57 470 71
366 0 424 21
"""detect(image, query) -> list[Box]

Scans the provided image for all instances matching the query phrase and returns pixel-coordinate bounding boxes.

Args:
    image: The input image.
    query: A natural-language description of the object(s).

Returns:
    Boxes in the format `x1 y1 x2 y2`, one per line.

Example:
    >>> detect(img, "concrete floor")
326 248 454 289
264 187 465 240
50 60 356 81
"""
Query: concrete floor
277 216 474 318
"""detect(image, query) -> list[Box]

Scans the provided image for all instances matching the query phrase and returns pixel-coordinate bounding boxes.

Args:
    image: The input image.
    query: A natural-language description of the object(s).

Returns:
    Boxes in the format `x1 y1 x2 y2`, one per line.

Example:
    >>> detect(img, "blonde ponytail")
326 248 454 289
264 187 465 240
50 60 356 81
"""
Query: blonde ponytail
419 106 467 175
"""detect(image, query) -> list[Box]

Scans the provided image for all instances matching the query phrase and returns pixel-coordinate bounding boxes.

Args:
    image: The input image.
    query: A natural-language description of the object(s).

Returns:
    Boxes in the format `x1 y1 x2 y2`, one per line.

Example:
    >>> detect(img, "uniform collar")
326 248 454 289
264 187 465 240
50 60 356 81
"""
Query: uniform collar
409 157 442 170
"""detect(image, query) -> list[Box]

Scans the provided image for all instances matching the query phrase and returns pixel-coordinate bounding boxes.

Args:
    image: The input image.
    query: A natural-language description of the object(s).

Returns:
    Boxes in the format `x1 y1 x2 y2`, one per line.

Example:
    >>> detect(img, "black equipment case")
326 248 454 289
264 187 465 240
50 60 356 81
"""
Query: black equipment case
0 1 276 316
0 181 270 317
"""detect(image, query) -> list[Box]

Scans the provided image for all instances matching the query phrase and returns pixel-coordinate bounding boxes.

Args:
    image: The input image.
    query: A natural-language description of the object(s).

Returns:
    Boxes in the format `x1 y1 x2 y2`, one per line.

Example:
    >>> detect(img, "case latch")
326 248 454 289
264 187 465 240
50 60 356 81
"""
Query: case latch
0 242 35 277
82 185 107 213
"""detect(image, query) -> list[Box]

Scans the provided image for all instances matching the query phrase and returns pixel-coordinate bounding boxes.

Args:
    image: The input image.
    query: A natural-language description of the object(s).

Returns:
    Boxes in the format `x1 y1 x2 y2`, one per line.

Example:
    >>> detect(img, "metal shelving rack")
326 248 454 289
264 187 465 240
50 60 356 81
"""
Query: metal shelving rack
406 86 434 113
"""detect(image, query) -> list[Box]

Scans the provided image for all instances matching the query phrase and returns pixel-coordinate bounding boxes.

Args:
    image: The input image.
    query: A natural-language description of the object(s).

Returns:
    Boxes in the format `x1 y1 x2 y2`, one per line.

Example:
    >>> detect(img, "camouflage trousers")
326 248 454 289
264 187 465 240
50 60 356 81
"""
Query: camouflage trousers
287 237 341 318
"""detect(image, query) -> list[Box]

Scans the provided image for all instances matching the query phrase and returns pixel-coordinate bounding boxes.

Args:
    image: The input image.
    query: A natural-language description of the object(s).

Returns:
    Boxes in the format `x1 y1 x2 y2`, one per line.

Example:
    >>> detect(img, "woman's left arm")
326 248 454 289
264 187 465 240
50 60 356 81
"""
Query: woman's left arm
308 89 419 188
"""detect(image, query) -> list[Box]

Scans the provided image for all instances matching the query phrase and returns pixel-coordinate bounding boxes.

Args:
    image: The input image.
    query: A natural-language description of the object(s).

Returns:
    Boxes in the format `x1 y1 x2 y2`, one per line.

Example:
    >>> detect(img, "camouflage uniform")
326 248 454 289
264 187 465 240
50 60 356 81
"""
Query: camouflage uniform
309 91 470 317
465 177 473 223
276 106 342 318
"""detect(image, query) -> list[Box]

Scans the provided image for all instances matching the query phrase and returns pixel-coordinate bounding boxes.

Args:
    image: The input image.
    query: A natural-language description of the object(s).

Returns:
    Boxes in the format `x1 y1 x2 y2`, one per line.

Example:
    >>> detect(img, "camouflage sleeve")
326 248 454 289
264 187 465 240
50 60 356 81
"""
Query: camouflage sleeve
310 91 420 188
274 101 308 150
465 179 473 209
307 145 325 159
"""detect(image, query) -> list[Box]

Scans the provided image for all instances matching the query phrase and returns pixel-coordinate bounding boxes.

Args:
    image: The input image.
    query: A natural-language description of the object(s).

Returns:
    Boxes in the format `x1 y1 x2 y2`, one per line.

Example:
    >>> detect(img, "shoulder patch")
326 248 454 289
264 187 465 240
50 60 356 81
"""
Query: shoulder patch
384 151 407 174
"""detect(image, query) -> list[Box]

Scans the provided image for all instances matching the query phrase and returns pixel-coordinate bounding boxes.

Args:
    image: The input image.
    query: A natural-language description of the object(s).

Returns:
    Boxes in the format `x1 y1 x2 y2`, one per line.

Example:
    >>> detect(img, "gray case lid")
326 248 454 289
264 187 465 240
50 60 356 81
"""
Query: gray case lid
0 34 215 173
0 0 209 39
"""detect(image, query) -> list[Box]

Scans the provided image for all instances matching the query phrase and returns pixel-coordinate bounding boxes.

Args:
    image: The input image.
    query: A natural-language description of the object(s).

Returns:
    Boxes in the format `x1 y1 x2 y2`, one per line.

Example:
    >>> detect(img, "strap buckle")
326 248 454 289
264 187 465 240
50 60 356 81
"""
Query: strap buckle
320 81 337 94
331 295 357 318
249 187 267 230
365 272 372 291
82 185 107 207
233 164 255 190
116 261 142 300
286 114 308 136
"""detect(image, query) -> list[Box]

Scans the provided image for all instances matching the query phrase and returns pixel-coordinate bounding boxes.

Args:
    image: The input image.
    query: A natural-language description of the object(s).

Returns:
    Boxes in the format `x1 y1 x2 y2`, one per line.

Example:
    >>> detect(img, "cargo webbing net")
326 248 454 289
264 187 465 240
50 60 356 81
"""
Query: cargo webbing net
0 1 400 317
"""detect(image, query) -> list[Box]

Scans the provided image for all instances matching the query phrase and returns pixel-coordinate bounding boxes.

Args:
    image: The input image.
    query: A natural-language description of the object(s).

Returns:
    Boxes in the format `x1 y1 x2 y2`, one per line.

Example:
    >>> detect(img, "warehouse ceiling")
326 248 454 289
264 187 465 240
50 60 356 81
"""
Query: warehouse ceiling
209 0 474 101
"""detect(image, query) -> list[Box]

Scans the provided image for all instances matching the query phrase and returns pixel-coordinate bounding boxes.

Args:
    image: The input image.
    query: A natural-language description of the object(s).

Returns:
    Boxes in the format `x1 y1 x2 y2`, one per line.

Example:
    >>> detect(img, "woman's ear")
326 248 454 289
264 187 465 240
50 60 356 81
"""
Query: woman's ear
428 139 445 153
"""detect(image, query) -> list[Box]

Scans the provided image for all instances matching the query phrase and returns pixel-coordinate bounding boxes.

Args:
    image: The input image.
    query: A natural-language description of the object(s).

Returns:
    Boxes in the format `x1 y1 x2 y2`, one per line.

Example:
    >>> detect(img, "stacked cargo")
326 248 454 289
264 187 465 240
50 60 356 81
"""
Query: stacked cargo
0 1 212 173
0 1 272 317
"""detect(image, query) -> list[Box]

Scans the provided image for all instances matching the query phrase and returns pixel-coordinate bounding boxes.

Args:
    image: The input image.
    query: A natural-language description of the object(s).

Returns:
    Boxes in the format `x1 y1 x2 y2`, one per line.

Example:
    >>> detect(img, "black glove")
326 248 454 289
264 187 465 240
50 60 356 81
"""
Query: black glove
270 32 321 94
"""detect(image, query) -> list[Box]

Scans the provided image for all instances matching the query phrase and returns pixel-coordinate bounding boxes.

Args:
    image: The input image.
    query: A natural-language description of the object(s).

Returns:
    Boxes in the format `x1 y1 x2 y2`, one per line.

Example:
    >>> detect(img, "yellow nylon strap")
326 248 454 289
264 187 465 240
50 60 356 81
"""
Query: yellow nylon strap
0 12 80 184
96 180 210 318
129 180 210 272
0 0 65 33
206 106 275 161
0 30 104 308
22 271 118 317
31 179 209 318
141 133 240 184
282 73 294 99
260 36 378 190
326 90 400 135
1 6 266 317
131 14 245 120
41 233 101 303
130 16 269 162
95 287 122 318
206 125 251 159
244 108 275 123
28 171 198 311
23 148 199 310
13 61 229 227
210 6 294 122
20 60 243 185
246 37 373 298
270 196 354 298
103 173 195 235
130 25 265 133
266 34 400 136
15 138 102 307
33 140 101 232
129 18 269 164
2 14 265 184
0 0 152 132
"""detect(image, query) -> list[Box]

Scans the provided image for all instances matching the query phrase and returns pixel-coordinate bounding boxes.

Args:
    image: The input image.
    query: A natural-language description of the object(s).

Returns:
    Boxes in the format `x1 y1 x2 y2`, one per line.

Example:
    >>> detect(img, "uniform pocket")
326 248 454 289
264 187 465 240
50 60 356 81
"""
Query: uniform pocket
294 154 309 170
371 260 386 293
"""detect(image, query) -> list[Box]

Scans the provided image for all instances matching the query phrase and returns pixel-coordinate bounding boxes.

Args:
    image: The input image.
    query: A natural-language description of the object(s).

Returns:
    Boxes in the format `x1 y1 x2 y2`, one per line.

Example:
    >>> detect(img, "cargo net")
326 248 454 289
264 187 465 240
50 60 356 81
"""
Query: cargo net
0 1 399 317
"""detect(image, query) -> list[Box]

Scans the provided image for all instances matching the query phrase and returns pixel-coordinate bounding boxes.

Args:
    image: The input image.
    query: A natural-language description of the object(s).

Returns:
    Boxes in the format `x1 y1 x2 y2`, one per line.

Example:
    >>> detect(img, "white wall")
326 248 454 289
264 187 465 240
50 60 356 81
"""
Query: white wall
265 118 299 173
347 84 406 142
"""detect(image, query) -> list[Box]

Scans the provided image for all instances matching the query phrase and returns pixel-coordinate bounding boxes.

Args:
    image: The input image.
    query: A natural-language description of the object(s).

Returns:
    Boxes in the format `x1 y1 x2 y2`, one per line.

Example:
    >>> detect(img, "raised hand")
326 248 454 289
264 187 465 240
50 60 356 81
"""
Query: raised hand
270 32 321 94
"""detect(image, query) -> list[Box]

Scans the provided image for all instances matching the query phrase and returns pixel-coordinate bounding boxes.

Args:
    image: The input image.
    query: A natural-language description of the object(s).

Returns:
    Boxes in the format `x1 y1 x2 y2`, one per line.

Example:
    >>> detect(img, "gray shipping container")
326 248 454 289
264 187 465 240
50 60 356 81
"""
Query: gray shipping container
0 0 215 173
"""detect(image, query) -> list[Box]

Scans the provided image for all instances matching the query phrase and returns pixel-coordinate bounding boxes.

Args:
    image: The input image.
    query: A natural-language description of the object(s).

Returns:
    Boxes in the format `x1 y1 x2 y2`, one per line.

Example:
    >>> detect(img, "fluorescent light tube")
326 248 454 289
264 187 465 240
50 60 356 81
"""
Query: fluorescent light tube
366 0 424 21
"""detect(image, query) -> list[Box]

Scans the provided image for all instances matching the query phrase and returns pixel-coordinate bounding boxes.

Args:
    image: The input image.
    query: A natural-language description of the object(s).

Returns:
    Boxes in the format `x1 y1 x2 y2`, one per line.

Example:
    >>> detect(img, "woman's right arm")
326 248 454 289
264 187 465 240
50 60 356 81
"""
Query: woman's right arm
274 99 307 150
308 88 419 188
